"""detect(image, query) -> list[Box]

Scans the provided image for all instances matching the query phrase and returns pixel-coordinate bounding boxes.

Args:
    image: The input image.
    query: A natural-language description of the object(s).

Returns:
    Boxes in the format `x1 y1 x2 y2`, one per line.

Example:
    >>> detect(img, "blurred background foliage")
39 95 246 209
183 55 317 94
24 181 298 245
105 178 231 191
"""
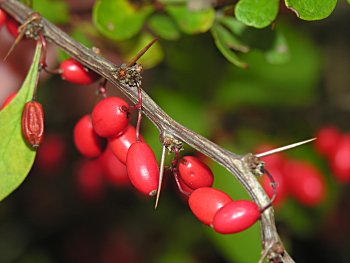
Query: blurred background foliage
0 0 350 262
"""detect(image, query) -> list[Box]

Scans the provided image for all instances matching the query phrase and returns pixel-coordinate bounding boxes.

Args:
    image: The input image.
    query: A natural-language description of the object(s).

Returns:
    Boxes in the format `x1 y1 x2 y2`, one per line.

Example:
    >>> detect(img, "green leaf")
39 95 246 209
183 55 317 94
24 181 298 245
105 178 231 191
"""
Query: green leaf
284 0 337 20
93 0 154 41
166 5 215 34
33 0 69 24
347 0 350 5
0 44 42 202
212 22 249 53
235 0 279 28
265 29 290 64
217 16 247 35
214 23 321 109
148 14 180 40
211 25 248 68
122 33 164 69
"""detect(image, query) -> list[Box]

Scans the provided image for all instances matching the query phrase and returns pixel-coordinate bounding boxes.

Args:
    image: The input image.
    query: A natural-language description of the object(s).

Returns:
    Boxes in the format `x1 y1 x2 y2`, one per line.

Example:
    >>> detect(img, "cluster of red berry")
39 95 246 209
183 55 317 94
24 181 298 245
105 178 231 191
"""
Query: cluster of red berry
257 144 326 208
315 125 350 183
73 95 160 198
172 156 261 234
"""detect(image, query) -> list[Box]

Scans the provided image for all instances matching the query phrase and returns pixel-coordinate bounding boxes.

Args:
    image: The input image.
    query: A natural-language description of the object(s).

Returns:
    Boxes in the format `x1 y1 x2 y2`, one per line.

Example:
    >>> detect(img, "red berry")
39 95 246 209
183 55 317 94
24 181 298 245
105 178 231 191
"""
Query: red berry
213 200 260 234
5 16 20 38
261 165 288 206
109 125 142 164
126 141 159 196
74 114 106 158
188 187 232 225
75 159 105 202
36 133 66 173
330 134 350 183
176 173 194 195
59 58 99 85
315 126 342 158
178 156 214 189
0 92 16 110
283 160 326 206
0 9 7 28
99 145 130 187
92 97 130 138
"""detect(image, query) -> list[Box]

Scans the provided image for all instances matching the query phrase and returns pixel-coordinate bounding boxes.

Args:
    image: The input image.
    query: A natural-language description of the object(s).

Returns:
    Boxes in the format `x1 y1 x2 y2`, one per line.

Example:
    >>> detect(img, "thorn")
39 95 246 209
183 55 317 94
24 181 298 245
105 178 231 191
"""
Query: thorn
3 29 26 62
255 138 316 158
155 145 166 209
3 12 41 62
126 37 158 67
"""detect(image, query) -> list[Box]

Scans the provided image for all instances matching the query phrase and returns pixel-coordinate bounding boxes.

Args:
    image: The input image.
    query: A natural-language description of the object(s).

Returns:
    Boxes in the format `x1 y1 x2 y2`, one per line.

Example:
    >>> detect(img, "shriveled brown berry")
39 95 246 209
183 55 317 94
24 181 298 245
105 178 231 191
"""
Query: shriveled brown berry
21 101 44 148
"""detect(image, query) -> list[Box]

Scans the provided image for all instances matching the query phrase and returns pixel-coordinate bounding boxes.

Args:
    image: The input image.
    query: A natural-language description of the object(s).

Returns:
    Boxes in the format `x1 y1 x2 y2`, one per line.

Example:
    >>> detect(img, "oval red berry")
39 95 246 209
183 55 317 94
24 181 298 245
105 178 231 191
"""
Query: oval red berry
5 16 19 38
0 9 7 29
92 97 130 138
315 126 341 158
178 156 214 189
330 134 350 183
188 187 232 225
126 142 159 196
74 114 106 158
109 125 142 164
75 159 105 202
99 145 130 187
284 160 326 206
59 58 99 85
213 200 260 234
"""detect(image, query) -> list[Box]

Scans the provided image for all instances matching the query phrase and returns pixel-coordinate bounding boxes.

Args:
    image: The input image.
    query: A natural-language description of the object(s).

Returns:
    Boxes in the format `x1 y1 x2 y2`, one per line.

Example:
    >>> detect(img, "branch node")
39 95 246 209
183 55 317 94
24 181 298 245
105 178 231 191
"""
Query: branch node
244 153 265 177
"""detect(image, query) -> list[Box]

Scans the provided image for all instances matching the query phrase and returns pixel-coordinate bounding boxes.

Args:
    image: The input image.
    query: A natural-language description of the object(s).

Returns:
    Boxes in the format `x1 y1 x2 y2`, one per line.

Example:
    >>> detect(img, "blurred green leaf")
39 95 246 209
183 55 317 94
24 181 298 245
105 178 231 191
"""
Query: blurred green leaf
284 0 337 20
235 0 279 28
207 161 261 262
211 24 248 68
217 16 247 35
33 0 69 24
150 87 213 138
0 44 41 202
212 22 249 53
265 29 290 64
214 23 321 109
121 33 164 69
159 0 186 3
148 14 180 40
93 0 153 41
347 0 350 4
166 5 215 34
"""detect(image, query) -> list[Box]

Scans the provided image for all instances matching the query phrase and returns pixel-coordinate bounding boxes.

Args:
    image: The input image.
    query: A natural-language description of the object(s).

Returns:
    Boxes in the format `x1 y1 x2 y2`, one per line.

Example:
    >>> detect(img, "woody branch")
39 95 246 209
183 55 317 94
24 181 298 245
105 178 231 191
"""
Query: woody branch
0 0 294 262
